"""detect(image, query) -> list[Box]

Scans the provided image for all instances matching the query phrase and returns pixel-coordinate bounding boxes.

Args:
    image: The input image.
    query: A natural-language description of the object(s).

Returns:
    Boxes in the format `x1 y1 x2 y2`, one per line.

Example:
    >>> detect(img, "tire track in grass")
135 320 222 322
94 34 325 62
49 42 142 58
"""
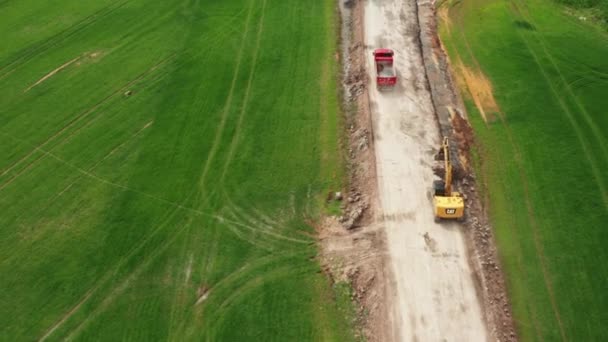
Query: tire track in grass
5 9 249 187
167 1 268 330
163 0 257 335
0 2 248 195
511 34 575 342
512 0 608 168
0 0 131 79
462 8 569 339
13 119 153 215
0 55 175 189
23 56 81 92
37 199 188 341
222 205 309 244
221 193 309 244
37 163 214 340
204 262 314 340
166 226 196 341
32 4 263 334
186 252 304 339
452 20 549 341
2 121 154 263
79 6 258 328
219 0 267 184
37 286 99 342
224 200 282 234
511 17 608 210
213 0 313 262
4 130 296 338
5 6 249 184
204 252 301 298
197 0 256 192
1 132 286 239
62 217 196 341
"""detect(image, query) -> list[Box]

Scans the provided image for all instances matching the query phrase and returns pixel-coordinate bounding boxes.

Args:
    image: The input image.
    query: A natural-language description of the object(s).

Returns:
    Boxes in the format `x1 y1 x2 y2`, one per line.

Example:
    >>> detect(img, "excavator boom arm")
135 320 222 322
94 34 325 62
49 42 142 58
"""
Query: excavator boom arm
442 137 452 195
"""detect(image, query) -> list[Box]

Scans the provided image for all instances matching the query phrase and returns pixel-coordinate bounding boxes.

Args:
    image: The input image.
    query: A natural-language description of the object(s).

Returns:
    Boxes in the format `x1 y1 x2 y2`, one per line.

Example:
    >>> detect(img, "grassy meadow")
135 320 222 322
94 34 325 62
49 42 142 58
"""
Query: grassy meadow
0 0 353 340
439 0 608 340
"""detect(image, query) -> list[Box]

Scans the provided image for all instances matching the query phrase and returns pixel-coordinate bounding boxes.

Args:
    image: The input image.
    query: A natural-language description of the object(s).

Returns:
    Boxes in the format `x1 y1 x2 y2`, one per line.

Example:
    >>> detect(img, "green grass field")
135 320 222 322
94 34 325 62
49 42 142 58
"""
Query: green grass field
0 0 355 340
439 0 608 340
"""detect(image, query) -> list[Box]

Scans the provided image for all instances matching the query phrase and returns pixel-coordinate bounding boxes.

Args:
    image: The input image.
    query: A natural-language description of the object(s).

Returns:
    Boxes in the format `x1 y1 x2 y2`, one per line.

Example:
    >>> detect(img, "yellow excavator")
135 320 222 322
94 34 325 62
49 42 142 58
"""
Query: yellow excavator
433 137 464 221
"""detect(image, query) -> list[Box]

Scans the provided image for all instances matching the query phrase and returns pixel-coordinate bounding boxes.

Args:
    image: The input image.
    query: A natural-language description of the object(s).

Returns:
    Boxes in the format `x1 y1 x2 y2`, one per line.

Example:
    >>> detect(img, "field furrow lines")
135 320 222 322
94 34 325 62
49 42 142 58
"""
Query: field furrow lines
220 195 309 244
454 22 549 341
36 196 189 340
8 121 153 234
205 264 312 337
63 218 194 341
0 0 131 79
219 0 267 184
197 0 256 192
24 55 81 92
515 23 608 211
38 287 99 341
3 0 353 340
442 1 608 339
513 2 608 168
483 31 568 339
0 55 174 187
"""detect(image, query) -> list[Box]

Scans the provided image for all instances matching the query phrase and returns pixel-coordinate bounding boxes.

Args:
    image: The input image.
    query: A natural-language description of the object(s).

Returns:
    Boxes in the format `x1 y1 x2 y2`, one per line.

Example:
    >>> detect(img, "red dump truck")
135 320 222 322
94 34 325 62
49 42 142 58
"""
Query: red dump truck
373 48 397 89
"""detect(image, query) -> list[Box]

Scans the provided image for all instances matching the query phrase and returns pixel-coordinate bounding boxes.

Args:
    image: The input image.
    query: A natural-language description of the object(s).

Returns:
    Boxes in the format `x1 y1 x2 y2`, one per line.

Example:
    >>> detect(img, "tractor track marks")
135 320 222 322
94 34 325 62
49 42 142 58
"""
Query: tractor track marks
459 6 568 339
511 5 608 337
449 25 550 336
219 0 267 183
510 1 608 210
34 5 262 330
4 135 280 236
512 1 608 166
167 227 197 342
0 0 131 80
221 195 309 245
38 286 99 342
3 121 154 260
63 217 195 341
200 253 311 336
0 55 174 191
197 0 256 193
36 193 193 341
24 56 81 92
222 207 309 245
508 29 569 342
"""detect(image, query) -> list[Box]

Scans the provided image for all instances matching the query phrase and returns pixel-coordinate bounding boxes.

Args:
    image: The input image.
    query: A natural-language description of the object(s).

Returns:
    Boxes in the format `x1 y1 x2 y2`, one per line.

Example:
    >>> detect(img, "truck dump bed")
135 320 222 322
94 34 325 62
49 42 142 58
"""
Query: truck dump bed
373 48 397 88
377 61 396 77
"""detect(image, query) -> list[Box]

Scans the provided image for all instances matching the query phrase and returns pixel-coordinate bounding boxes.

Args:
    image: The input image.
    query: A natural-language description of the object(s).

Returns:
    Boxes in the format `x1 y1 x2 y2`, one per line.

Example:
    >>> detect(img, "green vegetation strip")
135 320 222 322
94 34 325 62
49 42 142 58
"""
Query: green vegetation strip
439 0 608 340
0 0 353 340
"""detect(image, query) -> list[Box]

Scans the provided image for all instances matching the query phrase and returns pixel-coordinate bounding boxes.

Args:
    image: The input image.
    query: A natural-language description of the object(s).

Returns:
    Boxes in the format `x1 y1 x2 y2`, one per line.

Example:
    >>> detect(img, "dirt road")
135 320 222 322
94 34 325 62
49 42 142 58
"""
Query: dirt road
364 0 488 340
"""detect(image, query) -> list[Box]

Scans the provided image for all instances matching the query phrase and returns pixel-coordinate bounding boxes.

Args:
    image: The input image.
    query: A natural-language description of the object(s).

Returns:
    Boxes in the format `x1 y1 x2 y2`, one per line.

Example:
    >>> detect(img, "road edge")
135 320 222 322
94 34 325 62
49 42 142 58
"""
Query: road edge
415 0 518 341
316 1 399 341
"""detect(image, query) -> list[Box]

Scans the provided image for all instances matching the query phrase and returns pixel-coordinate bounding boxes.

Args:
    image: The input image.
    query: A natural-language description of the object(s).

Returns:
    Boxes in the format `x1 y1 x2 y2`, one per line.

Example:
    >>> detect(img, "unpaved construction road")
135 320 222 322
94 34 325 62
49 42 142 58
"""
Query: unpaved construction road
364 0 488 340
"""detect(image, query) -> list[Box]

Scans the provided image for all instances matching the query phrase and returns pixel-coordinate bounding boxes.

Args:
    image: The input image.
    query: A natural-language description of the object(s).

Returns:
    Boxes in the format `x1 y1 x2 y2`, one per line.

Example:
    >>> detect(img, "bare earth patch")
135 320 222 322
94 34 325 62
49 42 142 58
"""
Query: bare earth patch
456 61 499 122
25 50 106 92
25 56 81 92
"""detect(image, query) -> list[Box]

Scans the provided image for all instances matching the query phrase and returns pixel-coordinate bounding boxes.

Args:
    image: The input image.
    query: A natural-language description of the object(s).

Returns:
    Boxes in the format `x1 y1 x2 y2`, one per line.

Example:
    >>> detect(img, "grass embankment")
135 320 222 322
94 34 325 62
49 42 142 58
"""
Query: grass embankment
0 0 353 340
439 0 608 340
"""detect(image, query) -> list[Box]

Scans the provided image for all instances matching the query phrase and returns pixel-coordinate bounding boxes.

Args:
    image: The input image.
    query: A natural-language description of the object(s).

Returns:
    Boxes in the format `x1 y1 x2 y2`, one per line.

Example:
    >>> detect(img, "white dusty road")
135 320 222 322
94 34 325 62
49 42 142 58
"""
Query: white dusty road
364 0 488 341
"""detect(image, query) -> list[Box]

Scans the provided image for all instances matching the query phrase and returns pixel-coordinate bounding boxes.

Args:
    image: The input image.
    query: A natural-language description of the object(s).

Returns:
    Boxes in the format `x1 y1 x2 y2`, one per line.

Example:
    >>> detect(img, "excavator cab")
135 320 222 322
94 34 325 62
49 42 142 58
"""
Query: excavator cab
433 138 465 221
433 192 464 219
